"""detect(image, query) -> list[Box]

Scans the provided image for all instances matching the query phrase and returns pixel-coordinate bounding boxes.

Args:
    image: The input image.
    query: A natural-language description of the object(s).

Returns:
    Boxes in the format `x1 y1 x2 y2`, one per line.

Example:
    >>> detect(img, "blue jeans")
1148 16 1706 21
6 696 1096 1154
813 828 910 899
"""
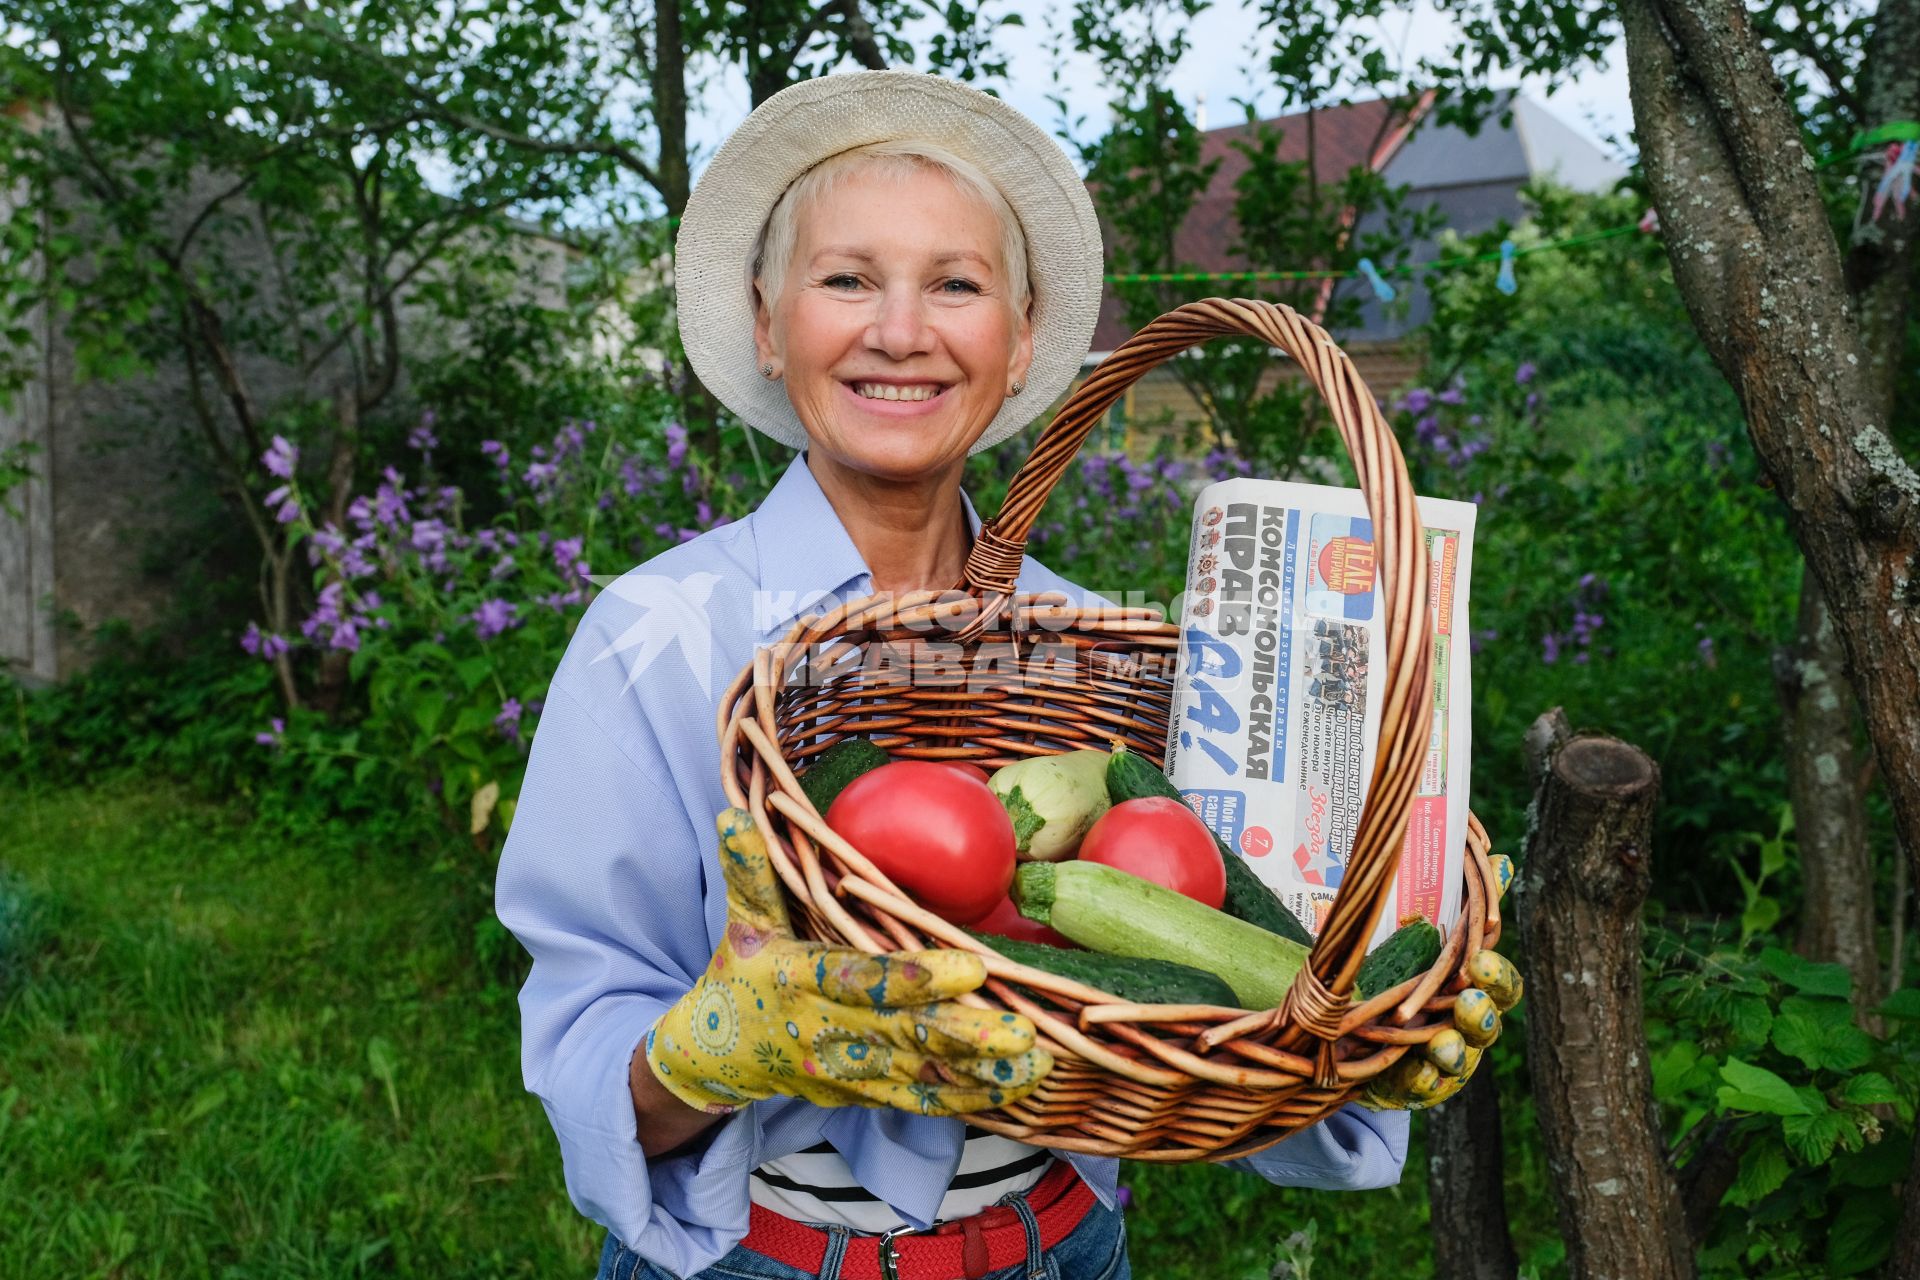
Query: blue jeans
595 1194 1130 1280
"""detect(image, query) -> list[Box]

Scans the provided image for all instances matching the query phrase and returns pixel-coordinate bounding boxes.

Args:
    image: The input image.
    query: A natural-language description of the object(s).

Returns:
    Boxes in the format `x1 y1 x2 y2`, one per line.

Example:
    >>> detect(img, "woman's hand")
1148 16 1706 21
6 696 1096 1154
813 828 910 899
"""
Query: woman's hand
1361 854 1523 1111
646 808 1052 1117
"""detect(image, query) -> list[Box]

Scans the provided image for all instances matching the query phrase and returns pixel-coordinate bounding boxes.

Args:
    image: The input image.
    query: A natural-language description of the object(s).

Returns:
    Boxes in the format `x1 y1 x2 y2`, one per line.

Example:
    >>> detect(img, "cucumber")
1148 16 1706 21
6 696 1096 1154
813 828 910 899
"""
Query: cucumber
966 931 1239 1007
799 739 890 813
1014 861 1311 1011
1356 918 1445 995
1105 744 1315 947
1222 855 1316 947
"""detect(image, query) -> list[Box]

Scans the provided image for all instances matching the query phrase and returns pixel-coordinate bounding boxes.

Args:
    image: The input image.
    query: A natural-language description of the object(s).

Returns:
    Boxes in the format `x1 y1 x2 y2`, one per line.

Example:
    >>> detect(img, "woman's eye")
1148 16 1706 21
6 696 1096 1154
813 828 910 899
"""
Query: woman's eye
824 274 862 289
940 278 982 295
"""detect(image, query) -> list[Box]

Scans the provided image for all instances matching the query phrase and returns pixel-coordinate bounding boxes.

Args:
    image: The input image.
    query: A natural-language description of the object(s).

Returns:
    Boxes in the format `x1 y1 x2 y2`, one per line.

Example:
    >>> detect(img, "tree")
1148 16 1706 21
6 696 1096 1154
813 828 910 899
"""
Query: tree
0 0 619 704
294 0 1028 464
1051 0 1444 476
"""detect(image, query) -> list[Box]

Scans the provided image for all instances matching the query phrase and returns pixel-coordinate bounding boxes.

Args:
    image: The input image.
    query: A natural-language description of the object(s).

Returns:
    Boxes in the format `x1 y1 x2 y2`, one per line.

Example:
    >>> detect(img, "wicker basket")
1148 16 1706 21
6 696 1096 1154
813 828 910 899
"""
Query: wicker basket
717 298 1505 1162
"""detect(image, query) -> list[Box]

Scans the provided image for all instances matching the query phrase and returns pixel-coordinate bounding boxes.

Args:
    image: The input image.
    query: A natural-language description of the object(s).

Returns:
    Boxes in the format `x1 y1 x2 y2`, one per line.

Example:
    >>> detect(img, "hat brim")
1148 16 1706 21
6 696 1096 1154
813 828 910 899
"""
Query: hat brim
674 71 1104 455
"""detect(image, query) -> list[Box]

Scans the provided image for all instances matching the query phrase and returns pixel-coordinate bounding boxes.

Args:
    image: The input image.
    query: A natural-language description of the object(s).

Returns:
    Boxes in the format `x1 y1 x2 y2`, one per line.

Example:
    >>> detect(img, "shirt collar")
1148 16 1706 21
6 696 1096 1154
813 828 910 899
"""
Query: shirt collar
750 451 986 636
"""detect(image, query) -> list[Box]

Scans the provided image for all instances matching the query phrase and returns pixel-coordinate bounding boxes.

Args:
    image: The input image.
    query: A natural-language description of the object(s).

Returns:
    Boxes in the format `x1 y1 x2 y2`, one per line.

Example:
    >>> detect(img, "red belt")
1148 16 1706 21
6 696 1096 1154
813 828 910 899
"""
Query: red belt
742 1160 1095 1280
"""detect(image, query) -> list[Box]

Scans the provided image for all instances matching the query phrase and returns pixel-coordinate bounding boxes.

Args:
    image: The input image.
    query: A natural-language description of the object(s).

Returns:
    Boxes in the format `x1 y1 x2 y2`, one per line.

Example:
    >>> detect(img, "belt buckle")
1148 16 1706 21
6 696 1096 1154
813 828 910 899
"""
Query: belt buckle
877 1223 923 1280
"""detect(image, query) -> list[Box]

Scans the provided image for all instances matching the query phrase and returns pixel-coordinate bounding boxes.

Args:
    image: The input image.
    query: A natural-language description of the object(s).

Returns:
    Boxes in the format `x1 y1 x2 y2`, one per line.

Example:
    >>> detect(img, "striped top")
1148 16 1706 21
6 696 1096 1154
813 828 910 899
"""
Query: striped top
750 1129 1055 1232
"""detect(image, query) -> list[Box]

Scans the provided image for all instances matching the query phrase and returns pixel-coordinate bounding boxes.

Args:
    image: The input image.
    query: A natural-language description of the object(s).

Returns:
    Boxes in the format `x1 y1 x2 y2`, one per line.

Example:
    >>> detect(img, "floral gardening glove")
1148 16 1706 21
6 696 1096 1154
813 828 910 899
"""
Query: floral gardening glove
1361 854 1523 1112
646 808 1052 1116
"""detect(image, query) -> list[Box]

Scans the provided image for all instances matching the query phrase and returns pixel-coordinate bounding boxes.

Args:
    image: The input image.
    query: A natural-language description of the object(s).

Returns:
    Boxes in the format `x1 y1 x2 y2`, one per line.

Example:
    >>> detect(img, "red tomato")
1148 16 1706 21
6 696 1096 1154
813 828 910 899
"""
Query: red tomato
825 761 1015 925
937 762 991 785
1077 797 1226 908
974 895 1077 949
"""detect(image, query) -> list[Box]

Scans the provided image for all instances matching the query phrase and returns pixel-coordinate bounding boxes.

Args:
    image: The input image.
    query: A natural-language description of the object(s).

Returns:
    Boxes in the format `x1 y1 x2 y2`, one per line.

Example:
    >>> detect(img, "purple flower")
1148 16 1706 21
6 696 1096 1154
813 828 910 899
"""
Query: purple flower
1116 1185 1134 1211
490 554 517 580
264 484 301 524
552 536 587 581
255 717 286 748
240 621 264 656
523 461 559 490
666 422 689 470
481 439 511 475
495 698 524 742
262 435 298 479
471 598 519 640
1437 386 1465 406
330 617 361 653
372 482 409 528
408 419 439 454
1697 627 1718 668
1515 362 1537 386
1401 388 1433 416
1541 632 1562 665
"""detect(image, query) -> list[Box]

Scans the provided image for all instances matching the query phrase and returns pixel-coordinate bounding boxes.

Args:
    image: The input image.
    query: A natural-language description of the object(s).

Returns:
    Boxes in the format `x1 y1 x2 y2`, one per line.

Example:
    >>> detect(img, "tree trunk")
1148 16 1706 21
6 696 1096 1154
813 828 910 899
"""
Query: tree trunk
1620 0 1920 997
648 0 727 477
1774 567 1880 1026
1427 1066 1520 1280
1517 720 1691 1280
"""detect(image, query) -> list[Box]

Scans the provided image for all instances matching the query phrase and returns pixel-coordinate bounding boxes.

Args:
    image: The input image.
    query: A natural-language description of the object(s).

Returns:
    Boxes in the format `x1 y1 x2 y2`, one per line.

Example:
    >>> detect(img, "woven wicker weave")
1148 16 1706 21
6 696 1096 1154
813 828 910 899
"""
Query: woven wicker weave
717 298 1504 1161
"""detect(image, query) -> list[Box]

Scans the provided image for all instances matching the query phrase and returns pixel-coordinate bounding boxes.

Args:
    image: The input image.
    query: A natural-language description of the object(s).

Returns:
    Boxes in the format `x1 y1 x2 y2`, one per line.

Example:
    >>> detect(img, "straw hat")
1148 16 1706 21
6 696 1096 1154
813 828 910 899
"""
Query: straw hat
674 70 1105 454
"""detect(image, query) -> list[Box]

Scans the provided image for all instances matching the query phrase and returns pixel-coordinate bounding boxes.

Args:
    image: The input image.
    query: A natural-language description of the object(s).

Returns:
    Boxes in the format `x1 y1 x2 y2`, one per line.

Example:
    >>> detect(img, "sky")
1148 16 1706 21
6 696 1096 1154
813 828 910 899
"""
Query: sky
683 0 1639 180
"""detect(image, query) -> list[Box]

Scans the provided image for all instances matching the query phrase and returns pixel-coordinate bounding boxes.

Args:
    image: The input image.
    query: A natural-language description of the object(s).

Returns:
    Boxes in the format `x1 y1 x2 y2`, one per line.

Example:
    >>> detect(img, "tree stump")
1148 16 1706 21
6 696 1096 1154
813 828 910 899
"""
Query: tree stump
1517 714 1693 1280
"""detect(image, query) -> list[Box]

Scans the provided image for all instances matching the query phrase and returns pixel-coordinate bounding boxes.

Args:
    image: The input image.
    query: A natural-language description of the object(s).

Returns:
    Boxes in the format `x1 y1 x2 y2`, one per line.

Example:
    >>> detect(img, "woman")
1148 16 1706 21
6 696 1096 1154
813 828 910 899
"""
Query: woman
497 71 1466 1280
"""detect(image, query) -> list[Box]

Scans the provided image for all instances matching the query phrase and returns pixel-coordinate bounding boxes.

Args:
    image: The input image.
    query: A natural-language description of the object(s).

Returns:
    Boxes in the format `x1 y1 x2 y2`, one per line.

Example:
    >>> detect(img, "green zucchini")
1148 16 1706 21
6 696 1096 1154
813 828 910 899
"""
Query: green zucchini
1105 744 1315 947
966 931 1239 1007
1014 861 1312 1010
1356 918 1445 995
799 739 890 813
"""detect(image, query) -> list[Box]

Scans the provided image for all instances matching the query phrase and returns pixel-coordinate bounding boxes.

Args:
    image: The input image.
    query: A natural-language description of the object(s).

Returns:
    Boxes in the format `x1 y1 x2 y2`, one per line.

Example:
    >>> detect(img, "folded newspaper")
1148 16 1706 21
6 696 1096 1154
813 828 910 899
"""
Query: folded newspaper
1161 478 1477 952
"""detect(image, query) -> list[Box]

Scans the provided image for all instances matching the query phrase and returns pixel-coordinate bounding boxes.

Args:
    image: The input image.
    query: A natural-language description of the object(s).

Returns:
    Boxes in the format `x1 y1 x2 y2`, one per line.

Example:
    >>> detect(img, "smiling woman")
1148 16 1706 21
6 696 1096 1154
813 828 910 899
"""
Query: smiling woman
493 70 1410 1280
746 150 1037 590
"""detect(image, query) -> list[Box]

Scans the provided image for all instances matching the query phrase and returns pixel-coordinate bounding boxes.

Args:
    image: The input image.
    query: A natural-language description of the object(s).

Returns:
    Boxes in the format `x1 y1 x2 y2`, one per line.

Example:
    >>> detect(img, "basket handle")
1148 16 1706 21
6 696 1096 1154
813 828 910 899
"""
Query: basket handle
962 298 1436 1083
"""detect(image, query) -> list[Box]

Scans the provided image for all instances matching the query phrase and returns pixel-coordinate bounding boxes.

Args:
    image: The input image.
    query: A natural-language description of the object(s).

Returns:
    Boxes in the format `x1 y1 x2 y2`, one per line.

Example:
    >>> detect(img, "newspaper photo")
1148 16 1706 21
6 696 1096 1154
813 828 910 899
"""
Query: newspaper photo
1162 478 1477 952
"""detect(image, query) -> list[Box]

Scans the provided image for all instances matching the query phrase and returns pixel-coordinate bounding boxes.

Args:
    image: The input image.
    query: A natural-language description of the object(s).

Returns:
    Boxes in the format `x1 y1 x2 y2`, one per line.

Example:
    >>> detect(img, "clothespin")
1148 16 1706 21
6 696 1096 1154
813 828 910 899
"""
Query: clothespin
1637 207 1661 235
1873 141 1917 222
1495 240 1518 295
1355 258 1395 302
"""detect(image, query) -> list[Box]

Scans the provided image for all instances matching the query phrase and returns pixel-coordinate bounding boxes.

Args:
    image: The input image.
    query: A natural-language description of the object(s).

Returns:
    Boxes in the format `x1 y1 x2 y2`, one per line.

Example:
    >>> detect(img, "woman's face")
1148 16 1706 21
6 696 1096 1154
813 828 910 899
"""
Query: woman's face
753 165 1033 482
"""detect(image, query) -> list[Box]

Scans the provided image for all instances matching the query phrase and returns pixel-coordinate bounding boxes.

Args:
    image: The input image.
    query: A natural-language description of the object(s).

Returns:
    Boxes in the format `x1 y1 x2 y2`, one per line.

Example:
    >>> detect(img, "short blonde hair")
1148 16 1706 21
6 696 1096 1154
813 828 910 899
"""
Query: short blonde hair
752 140 1032 325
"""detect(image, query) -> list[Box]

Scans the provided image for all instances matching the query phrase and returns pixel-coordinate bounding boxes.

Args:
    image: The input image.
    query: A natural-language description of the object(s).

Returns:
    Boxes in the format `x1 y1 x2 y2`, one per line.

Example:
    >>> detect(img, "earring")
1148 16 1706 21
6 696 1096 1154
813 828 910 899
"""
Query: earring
760 363 776 379
1009 380 1025 397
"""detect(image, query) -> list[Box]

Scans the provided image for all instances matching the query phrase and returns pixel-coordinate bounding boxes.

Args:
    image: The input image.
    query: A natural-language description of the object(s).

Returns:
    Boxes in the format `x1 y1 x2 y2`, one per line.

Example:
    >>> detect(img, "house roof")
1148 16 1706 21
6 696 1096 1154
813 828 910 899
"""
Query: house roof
1087 90 1626 354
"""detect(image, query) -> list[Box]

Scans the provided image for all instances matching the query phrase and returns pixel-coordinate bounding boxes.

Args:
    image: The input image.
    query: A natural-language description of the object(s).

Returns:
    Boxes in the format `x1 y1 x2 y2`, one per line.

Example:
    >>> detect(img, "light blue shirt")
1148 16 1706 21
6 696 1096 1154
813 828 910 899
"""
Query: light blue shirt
495 450 1408 1276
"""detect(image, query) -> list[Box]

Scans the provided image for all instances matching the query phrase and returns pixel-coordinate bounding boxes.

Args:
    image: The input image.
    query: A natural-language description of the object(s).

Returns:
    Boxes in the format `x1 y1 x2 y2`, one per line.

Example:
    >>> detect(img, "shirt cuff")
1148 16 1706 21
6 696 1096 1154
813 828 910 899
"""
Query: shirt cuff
540 1001 765 1274
1229 1103 1410 1190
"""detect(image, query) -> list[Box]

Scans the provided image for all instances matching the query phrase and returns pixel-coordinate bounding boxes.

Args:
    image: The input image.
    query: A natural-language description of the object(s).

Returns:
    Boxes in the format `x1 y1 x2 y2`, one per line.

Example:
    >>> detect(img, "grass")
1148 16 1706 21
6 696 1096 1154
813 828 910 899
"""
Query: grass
2 776 599 1278
2 774 1504 1278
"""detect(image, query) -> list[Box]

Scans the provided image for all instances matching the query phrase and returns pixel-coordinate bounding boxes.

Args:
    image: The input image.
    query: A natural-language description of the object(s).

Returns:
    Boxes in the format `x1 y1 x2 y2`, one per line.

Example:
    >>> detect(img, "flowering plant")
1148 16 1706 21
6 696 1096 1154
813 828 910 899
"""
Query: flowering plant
242 406 763 852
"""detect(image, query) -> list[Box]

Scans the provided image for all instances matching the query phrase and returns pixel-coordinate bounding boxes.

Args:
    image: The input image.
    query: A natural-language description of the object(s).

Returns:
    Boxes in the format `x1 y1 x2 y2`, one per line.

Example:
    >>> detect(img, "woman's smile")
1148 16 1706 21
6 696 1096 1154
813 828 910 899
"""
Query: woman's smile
838 378 956 417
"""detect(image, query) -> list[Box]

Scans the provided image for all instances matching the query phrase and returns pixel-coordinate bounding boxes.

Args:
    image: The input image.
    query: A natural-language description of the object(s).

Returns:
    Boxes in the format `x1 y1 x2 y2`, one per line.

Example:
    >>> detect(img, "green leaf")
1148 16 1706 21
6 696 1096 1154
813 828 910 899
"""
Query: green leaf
1827 1191 1896 1276
367 1036 401 1123
1771 1013 1825 1070
1782 1109 1849 1163
1726 995 1773 1048
1840 1073 1900 1107
1725 1135 1790 1207
178 1083 227 1128
1760 947 1852 999
455 656 493 691
1772 1012 1873 1072
1717 1057 1812 1116
1876 988 1920 1020
1651 1041 1701 1098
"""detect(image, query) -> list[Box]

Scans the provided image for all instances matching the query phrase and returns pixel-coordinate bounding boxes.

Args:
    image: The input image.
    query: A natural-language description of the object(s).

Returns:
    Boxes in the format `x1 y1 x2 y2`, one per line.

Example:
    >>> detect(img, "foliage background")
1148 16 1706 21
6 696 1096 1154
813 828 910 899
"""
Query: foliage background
3 2 1916 1277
